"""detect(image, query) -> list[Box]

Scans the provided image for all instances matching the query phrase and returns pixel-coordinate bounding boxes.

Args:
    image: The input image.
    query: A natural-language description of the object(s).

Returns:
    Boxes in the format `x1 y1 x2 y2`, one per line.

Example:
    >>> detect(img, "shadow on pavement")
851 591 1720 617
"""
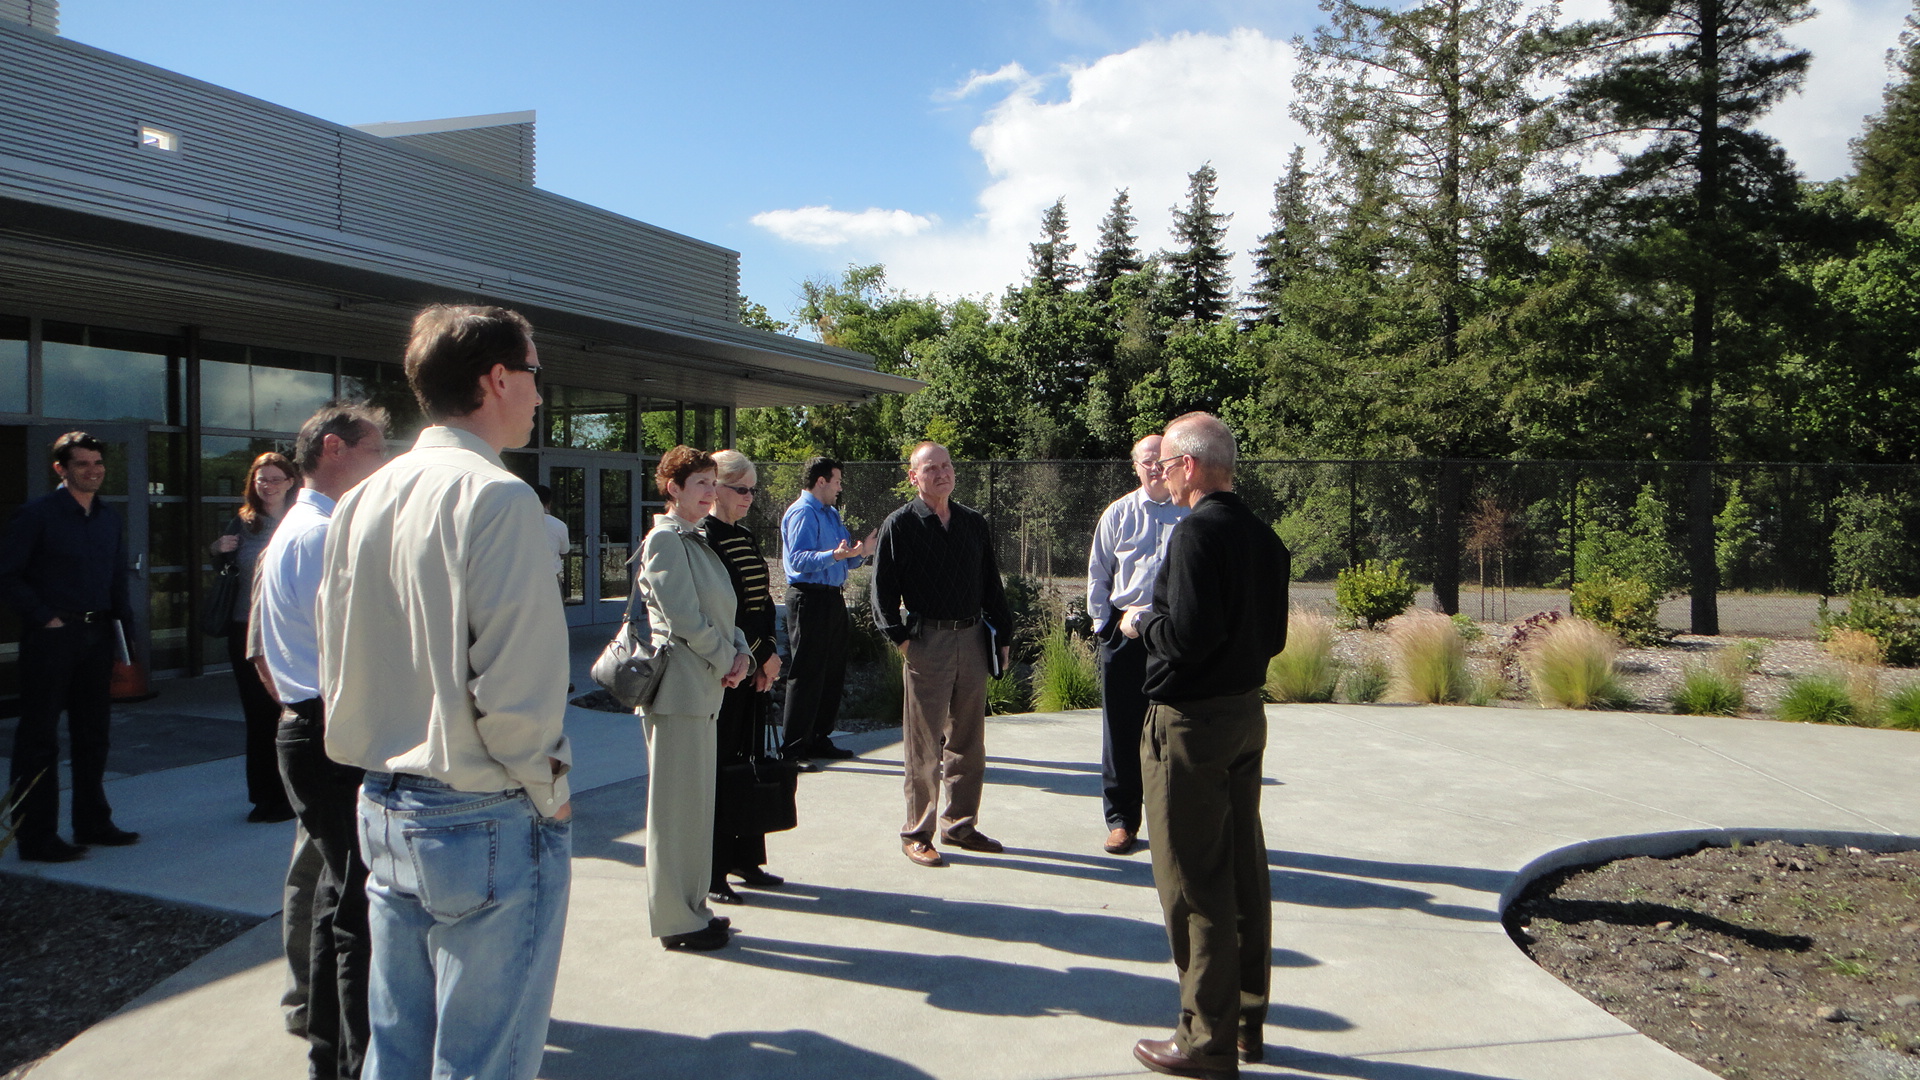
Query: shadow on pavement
1269 851 1509 895
542 1021 937 1080
1265 1045 1523 1079
704 935 1353 1030
723 880 1171 962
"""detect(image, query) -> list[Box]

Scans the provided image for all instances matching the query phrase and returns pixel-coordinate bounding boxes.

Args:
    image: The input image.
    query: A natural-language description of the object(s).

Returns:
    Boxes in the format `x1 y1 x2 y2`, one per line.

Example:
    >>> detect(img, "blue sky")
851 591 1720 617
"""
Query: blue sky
59 0 1916 320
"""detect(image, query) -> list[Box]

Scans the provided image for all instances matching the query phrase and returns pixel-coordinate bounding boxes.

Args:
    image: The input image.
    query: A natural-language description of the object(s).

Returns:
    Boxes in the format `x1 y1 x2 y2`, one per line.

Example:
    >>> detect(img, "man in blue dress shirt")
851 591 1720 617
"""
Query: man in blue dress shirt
0 431 140 862
779 456 875 768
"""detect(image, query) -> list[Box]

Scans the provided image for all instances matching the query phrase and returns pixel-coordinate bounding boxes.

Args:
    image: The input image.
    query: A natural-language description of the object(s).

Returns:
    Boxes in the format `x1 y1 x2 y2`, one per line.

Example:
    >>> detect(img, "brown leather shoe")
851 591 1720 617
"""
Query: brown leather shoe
941 830 1003 853
1132 1038 1238 1078
1103 827 1137 855
902 839 945 867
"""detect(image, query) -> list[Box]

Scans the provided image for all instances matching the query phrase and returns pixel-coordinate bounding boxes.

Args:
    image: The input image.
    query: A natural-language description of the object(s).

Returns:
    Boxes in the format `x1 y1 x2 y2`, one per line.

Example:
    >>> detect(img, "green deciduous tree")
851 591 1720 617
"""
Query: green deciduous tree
1852 1 1920 218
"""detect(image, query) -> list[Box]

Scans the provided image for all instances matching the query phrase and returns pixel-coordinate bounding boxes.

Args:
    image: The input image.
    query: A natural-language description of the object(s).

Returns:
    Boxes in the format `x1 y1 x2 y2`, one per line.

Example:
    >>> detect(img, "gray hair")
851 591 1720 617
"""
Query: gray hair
710 449 756 486
294 400 389 472
1163 412 1236 472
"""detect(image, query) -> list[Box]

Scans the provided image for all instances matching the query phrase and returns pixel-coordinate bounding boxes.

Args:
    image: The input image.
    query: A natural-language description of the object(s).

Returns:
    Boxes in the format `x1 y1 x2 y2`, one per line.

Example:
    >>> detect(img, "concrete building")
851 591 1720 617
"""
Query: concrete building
0 7 918 698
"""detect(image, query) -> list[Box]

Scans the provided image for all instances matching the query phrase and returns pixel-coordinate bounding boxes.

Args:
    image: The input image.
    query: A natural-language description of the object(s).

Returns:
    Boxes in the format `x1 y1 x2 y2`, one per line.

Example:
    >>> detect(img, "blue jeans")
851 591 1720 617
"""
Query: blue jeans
357 773 571 1080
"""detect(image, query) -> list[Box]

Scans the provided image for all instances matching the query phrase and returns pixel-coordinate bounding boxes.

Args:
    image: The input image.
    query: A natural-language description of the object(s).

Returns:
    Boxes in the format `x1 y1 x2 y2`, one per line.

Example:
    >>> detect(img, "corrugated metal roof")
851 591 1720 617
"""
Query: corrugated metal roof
381 123 535 186
0 21 923 406
0 0 57 35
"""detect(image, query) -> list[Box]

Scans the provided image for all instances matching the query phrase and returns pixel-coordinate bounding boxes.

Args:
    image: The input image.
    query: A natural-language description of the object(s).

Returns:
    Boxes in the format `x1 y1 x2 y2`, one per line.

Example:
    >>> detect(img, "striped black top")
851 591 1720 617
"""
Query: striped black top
702 514 777 666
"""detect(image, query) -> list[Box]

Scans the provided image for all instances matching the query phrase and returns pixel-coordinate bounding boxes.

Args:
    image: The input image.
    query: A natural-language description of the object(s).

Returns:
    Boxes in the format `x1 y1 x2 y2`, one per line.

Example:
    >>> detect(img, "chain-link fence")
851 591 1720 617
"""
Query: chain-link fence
740 459 1920 640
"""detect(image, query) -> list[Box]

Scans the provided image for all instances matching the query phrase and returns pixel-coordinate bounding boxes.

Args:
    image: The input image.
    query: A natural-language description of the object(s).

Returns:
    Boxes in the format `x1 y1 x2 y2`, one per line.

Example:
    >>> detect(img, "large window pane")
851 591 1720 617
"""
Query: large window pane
547 385 634 452
0 315 26 415
252 347 334 433
341 358 422 439
148 430 186 498
600 468 633 602
200 359 253 430
43 322 180 424
202 434 280 499
549 466 585 605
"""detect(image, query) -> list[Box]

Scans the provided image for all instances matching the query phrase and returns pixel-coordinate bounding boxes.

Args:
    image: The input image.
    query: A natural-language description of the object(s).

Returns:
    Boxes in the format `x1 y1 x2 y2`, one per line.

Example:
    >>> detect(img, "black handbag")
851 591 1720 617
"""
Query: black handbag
202 559 241 638
590 575 672 710
716 696 798 836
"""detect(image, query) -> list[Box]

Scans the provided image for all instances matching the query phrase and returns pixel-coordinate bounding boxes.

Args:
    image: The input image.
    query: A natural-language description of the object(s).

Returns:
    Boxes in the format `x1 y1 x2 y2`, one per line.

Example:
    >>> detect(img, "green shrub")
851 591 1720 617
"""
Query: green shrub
1001 573 1048 662
1571 571 1663 647
1450 613 1485 643
1336 559 1418 629
1033 626 1101 711
1267 608 1339 703
1576 482 1684 596
1881 684 1920 730
1715 480 1760 589
1830 488 1920 596
1388 610 1469 704
1341 658 1390 703
841 642 904 722
1817 590 1920 667
1669 664 1745 716
986 667 1030 716
1728 639 1768 673
1776 675 1859 725
1274 489 1350 581
1524 617 1633 710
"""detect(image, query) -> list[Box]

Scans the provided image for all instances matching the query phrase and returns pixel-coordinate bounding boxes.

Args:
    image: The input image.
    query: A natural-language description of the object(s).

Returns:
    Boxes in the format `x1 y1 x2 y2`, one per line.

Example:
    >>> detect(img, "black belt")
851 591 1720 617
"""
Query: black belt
284 697 324 721
922 617 979 630
790 582 843 594
54 610 111 625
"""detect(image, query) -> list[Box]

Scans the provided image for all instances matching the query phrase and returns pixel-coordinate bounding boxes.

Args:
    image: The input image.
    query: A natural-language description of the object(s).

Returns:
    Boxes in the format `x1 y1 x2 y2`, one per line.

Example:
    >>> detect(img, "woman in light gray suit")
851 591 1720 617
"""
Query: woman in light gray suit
636 445 753 951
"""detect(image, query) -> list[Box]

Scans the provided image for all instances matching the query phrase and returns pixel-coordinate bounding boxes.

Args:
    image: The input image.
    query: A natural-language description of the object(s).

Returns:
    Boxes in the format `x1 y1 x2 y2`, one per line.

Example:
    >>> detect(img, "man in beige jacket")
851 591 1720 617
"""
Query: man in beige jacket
319 305 570 1080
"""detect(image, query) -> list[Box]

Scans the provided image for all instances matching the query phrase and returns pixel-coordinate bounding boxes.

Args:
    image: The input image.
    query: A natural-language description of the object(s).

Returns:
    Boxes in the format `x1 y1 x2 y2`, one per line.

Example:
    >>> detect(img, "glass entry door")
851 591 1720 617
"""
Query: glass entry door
546 455 638 627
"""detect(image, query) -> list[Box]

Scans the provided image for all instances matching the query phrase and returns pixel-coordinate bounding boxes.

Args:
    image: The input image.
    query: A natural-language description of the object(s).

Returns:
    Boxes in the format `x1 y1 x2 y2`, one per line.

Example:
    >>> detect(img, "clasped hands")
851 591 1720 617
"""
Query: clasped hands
1119 605 1150 640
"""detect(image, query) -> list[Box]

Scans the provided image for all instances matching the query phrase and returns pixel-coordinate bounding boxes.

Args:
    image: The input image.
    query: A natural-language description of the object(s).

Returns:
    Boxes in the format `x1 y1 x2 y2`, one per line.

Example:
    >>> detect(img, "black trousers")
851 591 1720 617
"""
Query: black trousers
712 685 771 881
277 700 370 1080
8 620 114 847
1098 631 1150 832
227 622 291 814
780 585 848 757
1141 690 1272 1061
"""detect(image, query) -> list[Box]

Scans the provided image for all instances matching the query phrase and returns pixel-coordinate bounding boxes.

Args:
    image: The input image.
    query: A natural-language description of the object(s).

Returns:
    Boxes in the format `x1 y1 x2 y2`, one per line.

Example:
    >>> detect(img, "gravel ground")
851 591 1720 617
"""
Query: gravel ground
1508 841 1920 1080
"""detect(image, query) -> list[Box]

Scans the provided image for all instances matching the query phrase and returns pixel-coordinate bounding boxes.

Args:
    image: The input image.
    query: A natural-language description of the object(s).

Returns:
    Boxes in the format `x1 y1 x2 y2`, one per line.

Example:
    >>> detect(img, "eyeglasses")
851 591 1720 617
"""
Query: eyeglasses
500 361 543 382
1156 453 1190 471
721 484 758 497
255 475 293 486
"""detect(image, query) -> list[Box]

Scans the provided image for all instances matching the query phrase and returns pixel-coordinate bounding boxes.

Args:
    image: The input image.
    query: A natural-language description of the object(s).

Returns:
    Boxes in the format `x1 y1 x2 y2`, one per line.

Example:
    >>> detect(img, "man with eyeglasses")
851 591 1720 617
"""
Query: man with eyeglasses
778 455 875 769
319 305 572 1080
1086 434 1188 857
1119 412 1288 1079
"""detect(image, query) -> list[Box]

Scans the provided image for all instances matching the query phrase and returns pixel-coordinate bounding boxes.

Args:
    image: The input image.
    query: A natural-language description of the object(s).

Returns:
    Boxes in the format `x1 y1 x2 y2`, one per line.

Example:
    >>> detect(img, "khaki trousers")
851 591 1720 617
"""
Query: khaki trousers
642 712 718 938
1141 691 1271 1059
899 623 989 843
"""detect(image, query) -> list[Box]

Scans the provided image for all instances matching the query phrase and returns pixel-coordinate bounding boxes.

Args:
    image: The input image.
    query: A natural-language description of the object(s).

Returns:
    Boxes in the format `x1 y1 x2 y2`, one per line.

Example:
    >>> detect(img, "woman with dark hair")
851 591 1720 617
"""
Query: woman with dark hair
702 449 784 904
210 450 300 822
635 445 753 951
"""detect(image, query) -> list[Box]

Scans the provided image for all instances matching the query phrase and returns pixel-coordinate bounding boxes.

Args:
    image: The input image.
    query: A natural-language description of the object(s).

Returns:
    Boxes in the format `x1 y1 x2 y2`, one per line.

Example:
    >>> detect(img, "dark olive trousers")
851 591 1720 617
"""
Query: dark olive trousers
1141 690 1271 1060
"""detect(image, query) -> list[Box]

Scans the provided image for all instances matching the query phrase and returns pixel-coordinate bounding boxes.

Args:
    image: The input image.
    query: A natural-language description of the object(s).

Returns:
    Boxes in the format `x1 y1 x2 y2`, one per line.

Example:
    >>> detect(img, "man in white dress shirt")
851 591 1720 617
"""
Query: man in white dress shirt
1086 434 1188 855
319 305 571 1080
250 400 389 1080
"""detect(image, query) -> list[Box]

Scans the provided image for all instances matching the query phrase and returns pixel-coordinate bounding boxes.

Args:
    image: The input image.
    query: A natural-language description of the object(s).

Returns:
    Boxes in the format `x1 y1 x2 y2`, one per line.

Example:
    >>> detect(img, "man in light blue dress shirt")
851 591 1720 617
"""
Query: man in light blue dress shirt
779 456 875 767
1086 434 1189 855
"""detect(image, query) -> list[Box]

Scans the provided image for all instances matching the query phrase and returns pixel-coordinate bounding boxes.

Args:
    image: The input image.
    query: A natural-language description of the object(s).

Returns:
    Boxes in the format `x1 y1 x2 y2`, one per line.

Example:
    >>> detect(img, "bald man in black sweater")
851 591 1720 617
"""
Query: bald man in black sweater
1120 412 1288 1079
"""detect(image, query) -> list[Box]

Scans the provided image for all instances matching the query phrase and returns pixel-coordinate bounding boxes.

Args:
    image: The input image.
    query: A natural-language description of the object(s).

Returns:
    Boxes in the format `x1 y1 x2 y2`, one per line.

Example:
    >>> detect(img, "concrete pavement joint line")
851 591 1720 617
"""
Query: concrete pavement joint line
1301 706 1729 829
1293 1028 1648 1062
1634 716 1898 833
1285 777 1595 841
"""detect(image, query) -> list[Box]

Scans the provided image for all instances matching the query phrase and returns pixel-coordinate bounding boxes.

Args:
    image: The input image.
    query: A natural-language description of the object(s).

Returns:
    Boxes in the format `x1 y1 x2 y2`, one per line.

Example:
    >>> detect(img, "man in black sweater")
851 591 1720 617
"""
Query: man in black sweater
1120 412 1288 1078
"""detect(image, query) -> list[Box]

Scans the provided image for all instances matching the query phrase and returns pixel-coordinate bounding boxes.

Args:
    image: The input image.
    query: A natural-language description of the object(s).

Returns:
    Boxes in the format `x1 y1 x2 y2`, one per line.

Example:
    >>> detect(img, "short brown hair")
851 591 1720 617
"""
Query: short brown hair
294 400 390 473
404 305 534 420
50 431 104 468
654 445 714 496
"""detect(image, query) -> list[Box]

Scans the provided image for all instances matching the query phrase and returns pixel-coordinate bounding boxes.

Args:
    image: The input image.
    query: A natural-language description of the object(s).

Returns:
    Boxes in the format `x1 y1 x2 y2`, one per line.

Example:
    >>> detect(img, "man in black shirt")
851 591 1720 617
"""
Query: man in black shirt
1120 412 1287 1078
870 442 1014 868
0 431 140 862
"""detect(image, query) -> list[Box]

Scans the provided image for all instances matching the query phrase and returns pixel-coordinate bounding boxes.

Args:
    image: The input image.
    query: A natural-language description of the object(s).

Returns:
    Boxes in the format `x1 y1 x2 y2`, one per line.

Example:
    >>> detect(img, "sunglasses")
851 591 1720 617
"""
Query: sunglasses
500 361 543 382
721 484 758 497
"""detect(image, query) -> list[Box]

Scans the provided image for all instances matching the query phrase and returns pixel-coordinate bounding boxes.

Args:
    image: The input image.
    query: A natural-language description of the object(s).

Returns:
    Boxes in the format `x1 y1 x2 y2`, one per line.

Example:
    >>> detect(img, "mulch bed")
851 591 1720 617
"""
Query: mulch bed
0 874 260 1077
1506 841 1920 1079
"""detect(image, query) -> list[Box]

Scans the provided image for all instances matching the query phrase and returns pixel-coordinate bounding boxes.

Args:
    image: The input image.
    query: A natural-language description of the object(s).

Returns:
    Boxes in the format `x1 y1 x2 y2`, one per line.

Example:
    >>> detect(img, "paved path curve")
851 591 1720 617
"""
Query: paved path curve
20 704 1920 1079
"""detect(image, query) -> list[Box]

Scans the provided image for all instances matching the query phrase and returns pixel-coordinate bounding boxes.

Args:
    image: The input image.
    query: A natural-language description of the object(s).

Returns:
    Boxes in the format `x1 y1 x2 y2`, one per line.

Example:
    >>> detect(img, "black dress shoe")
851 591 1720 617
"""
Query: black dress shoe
1239 1013 1263 1063
790 757 821 773
247 806 296 824
732 866 784 888
661 925 730 951
809 742 856 760
708 882 743 905
709 916 731 931
17 837 88 863
1132 1038 1238 1078
73 825 140 846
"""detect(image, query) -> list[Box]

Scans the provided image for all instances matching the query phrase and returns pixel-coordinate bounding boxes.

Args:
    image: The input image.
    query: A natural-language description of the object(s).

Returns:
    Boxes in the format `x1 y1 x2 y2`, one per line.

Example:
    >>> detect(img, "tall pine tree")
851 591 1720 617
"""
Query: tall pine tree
1087 189 1144 300
1166 163 1234 323
1244 146 1317 327
1853 2 1920 217
1027 197 1081 292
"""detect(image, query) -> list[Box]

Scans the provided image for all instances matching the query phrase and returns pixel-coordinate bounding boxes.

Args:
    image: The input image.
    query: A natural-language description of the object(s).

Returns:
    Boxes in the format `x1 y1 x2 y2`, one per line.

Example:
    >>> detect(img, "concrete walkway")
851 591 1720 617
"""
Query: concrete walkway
10 697 1920 1079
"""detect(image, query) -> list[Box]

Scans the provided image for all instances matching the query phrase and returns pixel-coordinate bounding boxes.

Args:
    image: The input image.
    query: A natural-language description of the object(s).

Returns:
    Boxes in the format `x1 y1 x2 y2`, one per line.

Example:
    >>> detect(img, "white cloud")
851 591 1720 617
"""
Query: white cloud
748 206 937 247
1763 0 1911 181
940 62 1036 102
756 28 1310 299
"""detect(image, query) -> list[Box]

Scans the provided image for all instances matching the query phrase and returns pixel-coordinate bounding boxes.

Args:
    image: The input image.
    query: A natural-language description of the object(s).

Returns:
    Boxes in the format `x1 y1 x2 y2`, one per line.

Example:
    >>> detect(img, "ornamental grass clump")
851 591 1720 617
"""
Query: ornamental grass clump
1669 663 1746 716
1342 658 1390 703
1881 683 1920 730
1776 674 1859 726
1523 617 1633 710
1387 610 1470 704
1032 625 1101 711
1267 607 1339 703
